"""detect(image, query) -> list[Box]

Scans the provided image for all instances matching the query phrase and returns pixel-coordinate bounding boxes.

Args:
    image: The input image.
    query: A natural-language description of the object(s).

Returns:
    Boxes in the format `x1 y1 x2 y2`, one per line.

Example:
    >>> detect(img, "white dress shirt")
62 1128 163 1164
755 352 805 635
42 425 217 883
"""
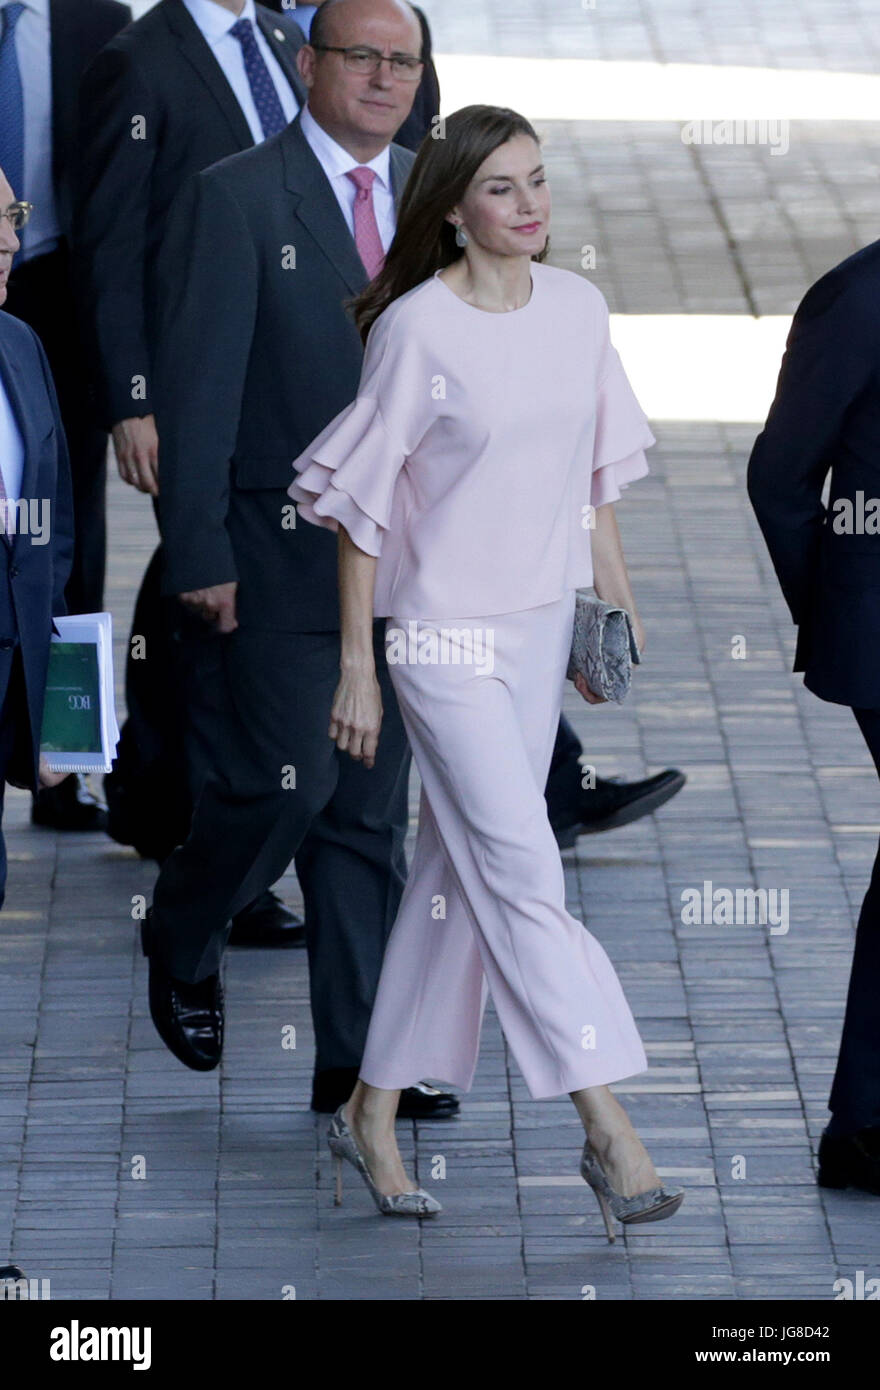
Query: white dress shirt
299 103 395 252
182 0 299 144
0 370 26 504
0 0 60 262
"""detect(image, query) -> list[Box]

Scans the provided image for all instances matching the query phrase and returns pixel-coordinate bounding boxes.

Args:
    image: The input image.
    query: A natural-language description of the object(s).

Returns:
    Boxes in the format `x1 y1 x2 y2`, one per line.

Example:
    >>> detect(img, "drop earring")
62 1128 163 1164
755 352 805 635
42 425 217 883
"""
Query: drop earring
454 223 468 247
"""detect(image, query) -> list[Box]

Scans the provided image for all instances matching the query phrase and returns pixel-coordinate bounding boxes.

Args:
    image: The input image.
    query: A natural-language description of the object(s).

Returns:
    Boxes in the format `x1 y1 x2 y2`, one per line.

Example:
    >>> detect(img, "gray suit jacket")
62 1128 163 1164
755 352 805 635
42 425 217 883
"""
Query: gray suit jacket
154 114 415 632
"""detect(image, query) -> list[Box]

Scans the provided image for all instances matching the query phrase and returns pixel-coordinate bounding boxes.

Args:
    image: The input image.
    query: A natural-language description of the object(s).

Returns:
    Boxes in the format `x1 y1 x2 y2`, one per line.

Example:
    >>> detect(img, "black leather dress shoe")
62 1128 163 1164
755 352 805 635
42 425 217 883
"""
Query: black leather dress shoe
552 769 686 849
818 1126 880 1195
311 1068 460 1119
141 911 223 1071
396 1081 460 1120
227 889 306 947
31 774 108 832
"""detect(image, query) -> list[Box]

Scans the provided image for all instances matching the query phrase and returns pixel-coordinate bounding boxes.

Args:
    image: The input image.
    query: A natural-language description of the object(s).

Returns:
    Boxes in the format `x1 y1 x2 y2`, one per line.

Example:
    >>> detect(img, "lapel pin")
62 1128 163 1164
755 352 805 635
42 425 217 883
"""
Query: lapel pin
274 28 285 41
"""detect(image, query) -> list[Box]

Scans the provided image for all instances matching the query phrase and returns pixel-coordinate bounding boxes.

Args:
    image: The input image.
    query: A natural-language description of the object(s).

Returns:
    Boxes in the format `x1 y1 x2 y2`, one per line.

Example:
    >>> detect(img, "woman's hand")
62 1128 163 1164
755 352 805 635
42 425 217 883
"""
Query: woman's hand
329 666 383 768
573 671 607 705
572 611 646 705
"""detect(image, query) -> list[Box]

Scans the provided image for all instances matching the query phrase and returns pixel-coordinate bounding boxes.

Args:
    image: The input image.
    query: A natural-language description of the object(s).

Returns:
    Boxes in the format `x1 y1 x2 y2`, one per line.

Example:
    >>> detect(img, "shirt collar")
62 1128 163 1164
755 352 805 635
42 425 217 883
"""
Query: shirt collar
299 104 391 191
183 0 259 47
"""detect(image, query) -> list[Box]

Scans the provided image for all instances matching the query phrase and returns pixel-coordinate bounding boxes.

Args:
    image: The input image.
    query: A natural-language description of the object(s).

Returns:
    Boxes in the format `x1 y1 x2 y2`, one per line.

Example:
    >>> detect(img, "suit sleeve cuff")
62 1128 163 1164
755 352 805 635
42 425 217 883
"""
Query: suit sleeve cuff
159 534 239 598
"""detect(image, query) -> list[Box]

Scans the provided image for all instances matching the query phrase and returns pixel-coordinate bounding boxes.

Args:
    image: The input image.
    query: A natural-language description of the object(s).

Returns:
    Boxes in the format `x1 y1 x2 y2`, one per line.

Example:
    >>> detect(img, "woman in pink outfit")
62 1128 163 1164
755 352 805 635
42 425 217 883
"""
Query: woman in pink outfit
290 105 683 1235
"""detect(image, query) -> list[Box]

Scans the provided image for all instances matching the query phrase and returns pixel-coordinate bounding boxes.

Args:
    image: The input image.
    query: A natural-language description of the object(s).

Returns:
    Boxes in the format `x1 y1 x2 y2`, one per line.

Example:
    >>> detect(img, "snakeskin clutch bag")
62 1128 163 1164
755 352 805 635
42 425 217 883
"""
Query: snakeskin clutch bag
566 590 641 703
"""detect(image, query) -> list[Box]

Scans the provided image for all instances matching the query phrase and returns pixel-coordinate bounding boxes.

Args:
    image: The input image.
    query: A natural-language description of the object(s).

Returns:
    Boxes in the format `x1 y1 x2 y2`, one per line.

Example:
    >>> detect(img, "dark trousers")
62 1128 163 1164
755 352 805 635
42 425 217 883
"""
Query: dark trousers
151 619 411 1073
104 543 193 858
546 712 585 820
5 247 108 615
827 706 880 1133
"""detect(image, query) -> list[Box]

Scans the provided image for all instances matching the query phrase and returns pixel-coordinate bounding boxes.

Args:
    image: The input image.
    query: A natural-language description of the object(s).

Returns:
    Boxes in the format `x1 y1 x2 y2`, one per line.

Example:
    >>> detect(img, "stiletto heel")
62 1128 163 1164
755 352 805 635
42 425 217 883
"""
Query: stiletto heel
580 1138 684 1243
594 1187 617 1243
327 1105 442 1217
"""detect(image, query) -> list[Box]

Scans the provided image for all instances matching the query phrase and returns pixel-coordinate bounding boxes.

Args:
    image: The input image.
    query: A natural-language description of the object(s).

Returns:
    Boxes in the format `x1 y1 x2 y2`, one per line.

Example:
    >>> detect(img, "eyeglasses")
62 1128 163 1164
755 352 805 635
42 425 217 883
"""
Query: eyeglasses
310 44 424 82
0 202 32 231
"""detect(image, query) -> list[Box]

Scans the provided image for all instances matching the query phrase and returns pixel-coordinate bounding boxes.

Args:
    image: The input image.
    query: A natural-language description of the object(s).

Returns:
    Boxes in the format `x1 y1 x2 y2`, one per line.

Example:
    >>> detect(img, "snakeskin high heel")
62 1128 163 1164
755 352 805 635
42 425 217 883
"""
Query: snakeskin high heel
581 1138 684 1243
327 1106 442 1217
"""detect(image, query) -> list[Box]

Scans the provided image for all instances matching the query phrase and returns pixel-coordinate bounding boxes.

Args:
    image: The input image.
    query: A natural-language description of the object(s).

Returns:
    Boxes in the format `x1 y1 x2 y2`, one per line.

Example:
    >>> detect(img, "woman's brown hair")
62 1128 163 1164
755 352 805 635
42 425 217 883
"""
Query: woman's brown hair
352 104 548 343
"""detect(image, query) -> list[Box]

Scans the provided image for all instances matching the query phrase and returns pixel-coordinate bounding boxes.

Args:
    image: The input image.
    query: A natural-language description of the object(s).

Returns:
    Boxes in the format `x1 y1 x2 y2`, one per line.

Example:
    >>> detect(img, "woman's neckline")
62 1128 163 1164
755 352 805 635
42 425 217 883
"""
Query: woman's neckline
432 266 537 316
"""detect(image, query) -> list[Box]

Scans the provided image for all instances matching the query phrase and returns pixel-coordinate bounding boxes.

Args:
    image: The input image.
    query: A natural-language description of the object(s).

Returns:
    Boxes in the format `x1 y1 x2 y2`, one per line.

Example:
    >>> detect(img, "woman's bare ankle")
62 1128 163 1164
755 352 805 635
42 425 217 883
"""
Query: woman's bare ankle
345 1084 398 1138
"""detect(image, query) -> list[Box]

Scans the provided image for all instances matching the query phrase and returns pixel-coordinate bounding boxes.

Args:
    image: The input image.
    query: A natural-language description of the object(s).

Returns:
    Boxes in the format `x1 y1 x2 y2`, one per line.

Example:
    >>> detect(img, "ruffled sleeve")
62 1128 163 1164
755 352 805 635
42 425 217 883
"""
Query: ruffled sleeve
590 308 656 509
289 305 429 557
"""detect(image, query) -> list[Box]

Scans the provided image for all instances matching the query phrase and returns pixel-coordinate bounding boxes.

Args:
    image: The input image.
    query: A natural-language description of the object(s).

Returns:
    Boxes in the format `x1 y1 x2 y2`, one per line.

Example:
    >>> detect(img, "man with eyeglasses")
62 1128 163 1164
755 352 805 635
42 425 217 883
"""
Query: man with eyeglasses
264 0 440 154
136 0 459 1122
0 0 130 834
0 168 75 905
85 0 441 900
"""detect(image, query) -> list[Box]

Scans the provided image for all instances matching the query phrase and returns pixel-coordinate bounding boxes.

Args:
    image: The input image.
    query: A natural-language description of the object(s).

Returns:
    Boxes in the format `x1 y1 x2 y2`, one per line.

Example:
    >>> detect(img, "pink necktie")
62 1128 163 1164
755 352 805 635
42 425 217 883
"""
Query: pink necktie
345 166 385 281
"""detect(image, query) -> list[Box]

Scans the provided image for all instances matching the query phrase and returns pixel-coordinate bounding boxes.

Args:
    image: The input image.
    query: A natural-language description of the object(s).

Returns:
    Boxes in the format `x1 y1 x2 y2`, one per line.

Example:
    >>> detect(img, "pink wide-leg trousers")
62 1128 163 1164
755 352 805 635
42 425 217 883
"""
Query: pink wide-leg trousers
359 590 648 1101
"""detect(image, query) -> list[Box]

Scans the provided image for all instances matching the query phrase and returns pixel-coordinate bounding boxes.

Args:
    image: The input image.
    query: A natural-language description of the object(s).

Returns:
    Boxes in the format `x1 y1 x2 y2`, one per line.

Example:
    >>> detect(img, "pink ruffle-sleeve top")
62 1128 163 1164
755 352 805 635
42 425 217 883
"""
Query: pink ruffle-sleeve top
289 262 655 619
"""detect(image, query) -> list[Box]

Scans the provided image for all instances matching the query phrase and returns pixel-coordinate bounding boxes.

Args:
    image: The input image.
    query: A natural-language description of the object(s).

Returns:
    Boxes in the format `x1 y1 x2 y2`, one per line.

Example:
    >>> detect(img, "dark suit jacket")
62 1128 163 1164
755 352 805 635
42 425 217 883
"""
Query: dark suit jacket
0 313 75 787
153 113 415 632
394 4 441 152
75 0 307 427
747 239 880 708
48 0 132 243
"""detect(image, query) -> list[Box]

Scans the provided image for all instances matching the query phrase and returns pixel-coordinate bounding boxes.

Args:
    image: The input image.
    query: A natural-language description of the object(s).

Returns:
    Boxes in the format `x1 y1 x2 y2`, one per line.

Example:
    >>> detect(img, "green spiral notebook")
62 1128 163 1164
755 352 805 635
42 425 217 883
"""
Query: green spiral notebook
39 613 121 773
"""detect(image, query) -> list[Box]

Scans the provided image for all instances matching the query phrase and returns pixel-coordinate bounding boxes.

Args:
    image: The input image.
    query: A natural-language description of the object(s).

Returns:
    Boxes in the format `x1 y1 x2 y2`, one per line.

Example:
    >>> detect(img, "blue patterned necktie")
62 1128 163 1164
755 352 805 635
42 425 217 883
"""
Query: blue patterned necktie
0 3 26 204
229 17 287 141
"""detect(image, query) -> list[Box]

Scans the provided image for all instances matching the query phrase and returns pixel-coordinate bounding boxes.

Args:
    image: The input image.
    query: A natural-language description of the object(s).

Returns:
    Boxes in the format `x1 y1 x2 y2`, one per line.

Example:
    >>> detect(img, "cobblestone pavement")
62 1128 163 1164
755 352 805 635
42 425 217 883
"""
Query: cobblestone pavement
3 0 880 1300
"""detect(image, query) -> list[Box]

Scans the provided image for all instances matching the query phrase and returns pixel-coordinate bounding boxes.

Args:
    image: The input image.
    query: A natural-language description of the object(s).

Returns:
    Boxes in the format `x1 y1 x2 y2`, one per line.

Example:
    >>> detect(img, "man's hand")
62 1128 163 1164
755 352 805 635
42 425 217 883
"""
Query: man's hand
38 756 68 789
112 414 159 495
178 581 238 632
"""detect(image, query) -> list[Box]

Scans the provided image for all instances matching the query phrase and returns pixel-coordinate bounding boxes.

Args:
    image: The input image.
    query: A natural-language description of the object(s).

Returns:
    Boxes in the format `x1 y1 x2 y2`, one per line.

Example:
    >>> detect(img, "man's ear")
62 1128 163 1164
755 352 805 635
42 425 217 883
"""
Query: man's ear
296 44 315 86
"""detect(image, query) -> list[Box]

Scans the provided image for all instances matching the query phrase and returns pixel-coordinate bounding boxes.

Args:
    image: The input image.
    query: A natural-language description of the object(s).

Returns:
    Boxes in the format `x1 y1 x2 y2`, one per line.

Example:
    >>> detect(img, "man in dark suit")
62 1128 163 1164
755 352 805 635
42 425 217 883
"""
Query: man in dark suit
748 241 880 1196
0 167 75 901
144 0 457 1121
267 0 439 152
0 0 130 833
76 0 311 939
